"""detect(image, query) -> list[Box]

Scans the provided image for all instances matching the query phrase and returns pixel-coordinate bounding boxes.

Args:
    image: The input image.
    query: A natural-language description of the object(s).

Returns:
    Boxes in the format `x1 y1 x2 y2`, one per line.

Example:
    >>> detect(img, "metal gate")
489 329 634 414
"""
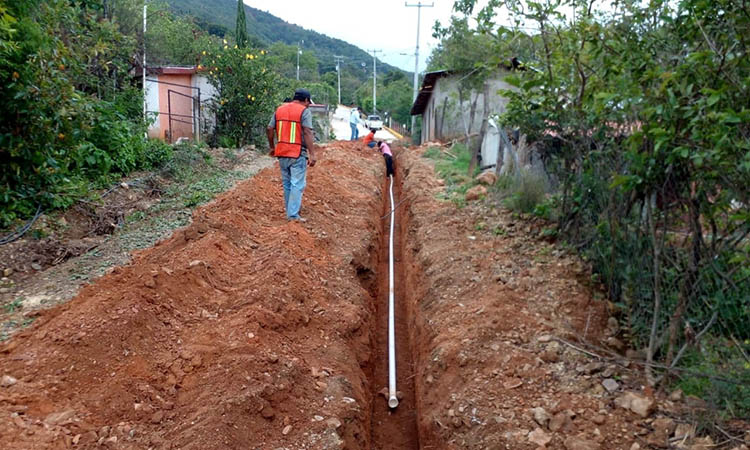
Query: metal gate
145 78 202 143
167 89 201 143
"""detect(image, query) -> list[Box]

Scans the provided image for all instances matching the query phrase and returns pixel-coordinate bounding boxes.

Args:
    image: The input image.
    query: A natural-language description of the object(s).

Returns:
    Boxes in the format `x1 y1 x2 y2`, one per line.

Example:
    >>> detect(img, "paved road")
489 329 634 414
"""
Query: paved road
330 105 399 142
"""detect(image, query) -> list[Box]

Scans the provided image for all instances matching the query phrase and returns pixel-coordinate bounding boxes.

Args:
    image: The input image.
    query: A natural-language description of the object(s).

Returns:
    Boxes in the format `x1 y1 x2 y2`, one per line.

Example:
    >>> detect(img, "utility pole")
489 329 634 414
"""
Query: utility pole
296 40 304 81
368 49 382 112
142 2 147 137
334 55 344 105
405 1 433 134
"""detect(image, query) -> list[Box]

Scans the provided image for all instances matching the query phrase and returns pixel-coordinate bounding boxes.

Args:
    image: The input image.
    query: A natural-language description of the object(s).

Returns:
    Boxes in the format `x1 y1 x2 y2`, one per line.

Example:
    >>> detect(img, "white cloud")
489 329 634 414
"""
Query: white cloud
244 0 460 72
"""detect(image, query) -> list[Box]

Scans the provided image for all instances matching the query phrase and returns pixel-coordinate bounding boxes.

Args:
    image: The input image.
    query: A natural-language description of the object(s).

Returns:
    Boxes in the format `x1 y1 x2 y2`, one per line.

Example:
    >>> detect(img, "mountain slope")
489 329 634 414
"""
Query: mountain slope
167 0 405 78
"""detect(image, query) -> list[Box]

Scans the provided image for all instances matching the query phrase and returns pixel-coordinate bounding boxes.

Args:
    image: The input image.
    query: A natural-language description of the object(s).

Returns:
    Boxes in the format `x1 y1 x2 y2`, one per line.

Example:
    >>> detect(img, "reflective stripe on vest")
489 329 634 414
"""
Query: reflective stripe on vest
274 102 307 158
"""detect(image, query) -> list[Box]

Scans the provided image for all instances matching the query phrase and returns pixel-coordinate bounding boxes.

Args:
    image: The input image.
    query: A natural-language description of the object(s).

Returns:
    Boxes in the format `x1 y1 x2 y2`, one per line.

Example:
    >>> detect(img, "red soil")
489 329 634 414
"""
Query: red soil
0 141 705 449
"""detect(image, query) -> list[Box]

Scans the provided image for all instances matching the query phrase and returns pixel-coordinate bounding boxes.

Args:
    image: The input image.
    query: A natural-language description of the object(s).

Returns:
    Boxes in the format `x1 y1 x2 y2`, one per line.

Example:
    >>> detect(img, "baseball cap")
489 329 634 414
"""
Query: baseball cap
293 88 312 103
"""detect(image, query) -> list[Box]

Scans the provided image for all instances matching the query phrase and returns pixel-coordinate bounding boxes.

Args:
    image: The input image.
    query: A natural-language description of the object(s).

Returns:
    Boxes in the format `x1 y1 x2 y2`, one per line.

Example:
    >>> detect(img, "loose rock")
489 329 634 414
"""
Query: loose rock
1 374 17 387
528 428 552 446
530 407 550 427
465 185 488 201
615 392 654 418
602 378 619 393
564 436 600 450
45 409 76 425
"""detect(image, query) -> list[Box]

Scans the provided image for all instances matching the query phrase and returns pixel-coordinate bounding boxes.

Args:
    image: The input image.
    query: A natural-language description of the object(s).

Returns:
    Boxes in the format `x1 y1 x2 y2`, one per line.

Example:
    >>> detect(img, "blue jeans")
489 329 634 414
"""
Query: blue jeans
350 123 359 140
279 155 307 219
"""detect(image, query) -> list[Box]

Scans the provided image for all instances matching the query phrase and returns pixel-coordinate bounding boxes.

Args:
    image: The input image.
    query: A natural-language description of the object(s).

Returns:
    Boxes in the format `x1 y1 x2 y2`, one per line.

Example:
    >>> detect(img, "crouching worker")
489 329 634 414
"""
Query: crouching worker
378 141 394 177
266 88 316 222
363 129 376 149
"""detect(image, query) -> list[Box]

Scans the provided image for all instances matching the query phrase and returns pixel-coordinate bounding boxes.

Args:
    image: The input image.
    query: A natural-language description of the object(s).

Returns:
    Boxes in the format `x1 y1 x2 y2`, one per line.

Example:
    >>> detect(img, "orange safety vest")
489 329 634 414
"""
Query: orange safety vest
273 102 307 158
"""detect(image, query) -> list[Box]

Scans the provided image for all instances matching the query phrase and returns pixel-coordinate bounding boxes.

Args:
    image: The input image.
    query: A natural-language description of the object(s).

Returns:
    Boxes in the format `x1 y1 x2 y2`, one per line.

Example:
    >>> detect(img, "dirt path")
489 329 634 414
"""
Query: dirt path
0 142 732 449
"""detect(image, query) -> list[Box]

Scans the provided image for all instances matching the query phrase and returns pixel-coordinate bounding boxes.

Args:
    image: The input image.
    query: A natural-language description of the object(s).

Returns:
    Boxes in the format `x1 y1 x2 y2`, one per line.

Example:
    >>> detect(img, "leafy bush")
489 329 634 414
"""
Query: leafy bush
0 0 151 227
199 43 281 147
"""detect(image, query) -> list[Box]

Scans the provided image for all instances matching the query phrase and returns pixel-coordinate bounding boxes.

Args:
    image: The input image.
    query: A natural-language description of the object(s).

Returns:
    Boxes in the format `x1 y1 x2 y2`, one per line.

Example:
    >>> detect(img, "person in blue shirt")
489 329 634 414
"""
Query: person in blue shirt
349 107 362 140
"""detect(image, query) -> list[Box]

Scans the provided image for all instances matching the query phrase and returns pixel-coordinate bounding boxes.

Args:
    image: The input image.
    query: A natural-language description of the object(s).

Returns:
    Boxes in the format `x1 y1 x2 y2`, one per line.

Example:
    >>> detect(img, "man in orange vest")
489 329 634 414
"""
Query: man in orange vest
266 88 317 221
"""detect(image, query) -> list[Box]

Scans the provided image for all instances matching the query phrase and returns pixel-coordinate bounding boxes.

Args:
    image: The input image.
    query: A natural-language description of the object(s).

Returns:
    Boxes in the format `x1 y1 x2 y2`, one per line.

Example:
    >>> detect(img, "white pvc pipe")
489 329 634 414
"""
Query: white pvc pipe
387 174 398 409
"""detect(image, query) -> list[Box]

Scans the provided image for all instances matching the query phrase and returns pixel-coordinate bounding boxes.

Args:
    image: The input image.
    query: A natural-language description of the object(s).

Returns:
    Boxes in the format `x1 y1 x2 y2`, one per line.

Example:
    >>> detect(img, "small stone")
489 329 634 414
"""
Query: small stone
503 378 523 389
602 378 619 393
44 409 75 425
669 389 684 402
630 444 641 450
1 375 18 387
537 334 553 343
465 185 488 201
528 428 552 446
591 414 606 425
564 436 600 450
313 415 324 422
325 417 341 429
615 392 654 418
30 263 42 271
530 407 550 427
476 171 498 186
578 362 604 375
150 411 164 424
549 412 572 432
3 268 12 277
144 278 156 288
261 405 276 419
282 425 292 435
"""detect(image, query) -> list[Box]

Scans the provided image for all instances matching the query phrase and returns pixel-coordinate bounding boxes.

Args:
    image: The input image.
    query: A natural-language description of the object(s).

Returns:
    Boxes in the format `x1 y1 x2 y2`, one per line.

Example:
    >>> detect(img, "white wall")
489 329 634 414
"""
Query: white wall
193 75 218 140
421 70 516 144
145 78 161 139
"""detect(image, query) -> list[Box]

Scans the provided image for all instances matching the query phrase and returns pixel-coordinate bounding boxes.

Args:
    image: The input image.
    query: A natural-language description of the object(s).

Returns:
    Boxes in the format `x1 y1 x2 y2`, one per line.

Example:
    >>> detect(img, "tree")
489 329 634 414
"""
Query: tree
235 0 247 49
200 45 280 147
446 0 750 405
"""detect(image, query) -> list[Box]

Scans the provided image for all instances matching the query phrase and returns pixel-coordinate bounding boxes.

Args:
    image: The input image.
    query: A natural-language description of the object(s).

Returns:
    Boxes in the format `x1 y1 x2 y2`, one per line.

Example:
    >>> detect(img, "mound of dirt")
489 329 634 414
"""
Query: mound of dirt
0 144 387 449
0 140 733 450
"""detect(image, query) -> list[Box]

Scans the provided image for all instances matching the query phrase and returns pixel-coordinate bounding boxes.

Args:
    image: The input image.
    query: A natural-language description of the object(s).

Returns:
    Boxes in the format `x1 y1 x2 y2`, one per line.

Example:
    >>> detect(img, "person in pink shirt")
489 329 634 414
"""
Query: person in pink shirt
378 141 394 177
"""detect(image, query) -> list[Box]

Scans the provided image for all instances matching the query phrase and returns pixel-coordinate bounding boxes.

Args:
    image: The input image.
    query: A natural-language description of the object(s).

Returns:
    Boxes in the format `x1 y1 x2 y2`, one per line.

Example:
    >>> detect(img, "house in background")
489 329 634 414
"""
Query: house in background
145 66 218 142
409 67 517 167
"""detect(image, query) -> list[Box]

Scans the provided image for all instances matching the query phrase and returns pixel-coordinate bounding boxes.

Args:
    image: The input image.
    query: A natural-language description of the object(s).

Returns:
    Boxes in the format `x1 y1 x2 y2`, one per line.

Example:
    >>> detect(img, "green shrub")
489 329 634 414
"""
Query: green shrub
143 139 174 169
504 171 547 214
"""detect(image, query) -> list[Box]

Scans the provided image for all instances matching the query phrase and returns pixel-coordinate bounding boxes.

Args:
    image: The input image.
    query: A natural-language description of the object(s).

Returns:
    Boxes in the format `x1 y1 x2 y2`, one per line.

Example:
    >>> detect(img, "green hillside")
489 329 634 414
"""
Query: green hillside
167 0 406 80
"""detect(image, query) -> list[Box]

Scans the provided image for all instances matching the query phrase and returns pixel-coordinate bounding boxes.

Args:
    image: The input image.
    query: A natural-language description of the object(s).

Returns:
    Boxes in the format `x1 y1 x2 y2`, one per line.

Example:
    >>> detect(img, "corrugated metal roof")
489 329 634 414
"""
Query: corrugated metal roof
409 70 451 116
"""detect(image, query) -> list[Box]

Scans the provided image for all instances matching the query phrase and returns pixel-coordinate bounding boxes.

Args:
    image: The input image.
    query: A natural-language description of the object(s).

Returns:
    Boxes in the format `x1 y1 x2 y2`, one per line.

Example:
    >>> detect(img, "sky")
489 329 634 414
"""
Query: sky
243 0 468 73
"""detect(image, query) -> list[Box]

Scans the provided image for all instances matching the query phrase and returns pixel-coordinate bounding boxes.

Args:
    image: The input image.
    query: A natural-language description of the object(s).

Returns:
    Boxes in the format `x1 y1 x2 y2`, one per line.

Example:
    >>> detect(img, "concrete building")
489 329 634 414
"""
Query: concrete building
409 68 517 167
145 66 218 142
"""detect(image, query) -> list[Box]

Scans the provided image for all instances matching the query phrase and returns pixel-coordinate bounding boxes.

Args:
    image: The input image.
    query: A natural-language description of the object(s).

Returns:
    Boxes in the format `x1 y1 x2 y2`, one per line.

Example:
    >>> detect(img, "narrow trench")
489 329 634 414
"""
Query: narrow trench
368 168 420 450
